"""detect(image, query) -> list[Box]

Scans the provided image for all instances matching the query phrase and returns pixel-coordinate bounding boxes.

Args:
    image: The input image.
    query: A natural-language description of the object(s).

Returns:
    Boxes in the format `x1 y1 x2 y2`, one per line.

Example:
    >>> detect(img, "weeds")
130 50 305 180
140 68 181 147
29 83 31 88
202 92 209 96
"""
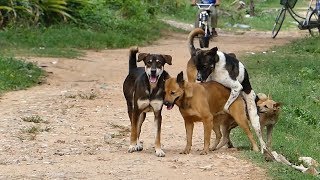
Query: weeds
20 115 50 140
0 56 44 93
65 90 98 100
21 115 48 124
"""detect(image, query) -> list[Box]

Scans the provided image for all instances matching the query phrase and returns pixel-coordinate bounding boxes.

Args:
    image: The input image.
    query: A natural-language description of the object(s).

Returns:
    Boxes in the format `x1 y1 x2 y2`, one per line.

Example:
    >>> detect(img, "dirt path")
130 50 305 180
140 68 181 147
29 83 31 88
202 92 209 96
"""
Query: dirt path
0 30 303 179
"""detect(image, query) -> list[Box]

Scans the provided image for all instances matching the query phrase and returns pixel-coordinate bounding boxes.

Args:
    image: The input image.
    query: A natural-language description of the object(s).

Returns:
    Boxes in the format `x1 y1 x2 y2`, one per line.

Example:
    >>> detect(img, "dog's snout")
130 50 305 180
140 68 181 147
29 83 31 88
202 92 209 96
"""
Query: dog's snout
163 101 169 106
151 69 157 75
196 73 203 82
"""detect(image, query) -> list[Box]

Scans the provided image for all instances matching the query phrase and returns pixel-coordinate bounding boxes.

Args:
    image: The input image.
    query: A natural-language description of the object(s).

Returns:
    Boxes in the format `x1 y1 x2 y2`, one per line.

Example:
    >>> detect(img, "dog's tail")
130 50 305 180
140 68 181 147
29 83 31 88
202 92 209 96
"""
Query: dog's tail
129 47 139 70
188 28 205 56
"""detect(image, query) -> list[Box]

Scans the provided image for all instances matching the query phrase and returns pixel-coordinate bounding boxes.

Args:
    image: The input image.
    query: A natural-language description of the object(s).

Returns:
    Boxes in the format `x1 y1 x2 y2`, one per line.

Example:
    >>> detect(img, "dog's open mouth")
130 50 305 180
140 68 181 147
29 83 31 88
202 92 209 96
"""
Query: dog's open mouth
166 103 174 110
149 74 158 83
164 97 179 110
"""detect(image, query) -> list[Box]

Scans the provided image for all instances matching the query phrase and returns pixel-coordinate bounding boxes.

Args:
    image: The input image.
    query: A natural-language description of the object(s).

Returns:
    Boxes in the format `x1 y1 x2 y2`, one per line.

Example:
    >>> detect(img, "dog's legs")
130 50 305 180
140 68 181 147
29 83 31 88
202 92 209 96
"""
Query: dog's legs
181 119 194 154
215 124 229 150
266 125 274 149
241 91 266 153
210 123 222 151
201 115 213 155
135 112 146 151
226 127 234 148
222 81 243 112
153 111 165 157
229 99 259 152
226 122 239 148
128 110 141 153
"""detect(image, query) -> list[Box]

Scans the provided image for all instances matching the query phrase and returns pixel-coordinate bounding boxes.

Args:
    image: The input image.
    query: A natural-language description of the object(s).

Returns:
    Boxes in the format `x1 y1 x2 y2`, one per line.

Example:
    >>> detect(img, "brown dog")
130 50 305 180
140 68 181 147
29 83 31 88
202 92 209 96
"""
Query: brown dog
163 72 259 155
215 93 282 150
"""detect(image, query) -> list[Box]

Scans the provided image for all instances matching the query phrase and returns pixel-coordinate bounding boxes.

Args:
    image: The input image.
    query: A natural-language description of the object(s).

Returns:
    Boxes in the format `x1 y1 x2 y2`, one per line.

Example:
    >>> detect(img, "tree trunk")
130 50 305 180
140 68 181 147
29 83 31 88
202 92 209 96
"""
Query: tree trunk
249 0 255 16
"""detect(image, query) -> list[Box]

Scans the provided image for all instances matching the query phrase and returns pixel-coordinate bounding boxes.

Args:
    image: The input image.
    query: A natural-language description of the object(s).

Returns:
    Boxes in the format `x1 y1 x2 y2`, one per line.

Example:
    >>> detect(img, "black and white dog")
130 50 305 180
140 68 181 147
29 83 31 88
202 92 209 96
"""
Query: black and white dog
123 47 172 157
186 29 267 153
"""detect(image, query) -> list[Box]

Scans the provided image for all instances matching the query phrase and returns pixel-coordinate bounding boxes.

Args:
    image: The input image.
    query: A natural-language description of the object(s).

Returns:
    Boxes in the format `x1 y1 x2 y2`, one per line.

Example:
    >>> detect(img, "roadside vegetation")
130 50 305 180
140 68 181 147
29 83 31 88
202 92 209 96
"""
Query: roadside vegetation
0 56 44 93
0 0 319 179
232 36 320 179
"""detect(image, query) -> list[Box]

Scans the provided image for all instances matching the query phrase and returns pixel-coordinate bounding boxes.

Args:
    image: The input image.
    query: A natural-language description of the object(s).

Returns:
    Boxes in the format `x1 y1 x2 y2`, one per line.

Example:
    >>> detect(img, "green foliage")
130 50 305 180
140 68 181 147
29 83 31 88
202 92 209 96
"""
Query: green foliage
231 36 320 179
0 0 86 27
0 56 44 93
0 0 167 57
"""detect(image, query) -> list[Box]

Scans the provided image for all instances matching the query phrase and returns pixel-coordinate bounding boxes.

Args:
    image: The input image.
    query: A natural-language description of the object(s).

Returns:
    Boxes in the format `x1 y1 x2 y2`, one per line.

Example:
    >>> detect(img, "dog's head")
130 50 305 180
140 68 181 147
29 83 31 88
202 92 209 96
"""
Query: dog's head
193 47 219 82
138 53 172 84
163 71 192 110
257 93 282 114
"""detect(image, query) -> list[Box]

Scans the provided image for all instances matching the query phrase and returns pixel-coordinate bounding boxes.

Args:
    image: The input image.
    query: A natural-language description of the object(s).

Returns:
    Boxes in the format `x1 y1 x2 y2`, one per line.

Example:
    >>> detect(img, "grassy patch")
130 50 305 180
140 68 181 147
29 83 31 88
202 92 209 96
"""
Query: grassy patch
0 56 44 94
21 115 48 124
230 36 320 179
0 21 165 58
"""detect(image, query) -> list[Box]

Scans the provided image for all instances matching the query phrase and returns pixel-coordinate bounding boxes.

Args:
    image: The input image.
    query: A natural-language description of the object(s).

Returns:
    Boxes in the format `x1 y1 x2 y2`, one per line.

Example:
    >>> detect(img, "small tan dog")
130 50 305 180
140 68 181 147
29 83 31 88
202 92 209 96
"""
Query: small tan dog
214 93 282 150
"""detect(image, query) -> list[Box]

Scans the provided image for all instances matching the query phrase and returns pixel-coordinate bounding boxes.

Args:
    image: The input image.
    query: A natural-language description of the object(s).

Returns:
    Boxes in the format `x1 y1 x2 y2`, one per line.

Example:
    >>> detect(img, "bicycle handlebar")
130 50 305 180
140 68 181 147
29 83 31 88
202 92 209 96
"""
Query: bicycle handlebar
196 3 213 10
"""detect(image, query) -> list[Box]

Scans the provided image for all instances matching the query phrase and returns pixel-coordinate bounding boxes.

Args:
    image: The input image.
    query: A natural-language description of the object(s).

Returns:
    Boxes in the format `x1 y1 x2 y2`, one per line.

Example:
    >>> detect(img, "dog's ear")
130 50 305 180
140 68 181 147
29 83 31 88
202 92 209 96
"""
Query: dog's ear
176 71 193 97
137 53 149 62
257 93 268 101
210 47 218 54
176 71 184 84
162 55 172 65
275 102 282 107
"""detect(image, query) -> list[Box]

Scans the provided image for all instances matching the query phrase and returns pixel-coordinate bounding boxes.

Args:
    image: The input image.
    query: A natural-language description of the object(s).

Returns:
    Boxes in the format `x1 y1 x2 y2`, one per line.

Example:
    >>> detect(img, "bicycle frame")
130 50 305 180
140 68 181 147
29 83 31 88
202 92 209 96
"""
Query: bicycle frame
286 0 315 29
196 3 213 37
272 0 320 38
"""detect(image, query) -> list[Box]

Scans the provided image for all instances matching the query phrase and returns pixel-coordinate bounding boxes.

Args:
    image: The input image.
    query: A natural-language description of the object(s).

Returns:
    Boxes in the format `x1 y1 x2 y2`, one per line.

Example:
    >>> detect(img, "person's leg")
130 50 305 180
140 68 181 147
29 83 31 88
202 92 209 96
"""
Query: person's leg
194 9 201 28
210 5 218 36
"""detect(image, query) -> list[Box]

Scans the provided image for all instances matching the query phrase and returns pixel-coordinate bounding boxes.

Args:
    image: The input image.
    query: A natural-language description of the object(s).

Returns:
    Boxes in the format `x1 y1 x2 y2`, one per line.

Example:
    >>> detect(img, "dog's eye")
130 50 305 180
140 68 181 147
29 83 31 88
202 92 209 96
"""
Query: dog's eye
170 91 175 95
264 105 268 108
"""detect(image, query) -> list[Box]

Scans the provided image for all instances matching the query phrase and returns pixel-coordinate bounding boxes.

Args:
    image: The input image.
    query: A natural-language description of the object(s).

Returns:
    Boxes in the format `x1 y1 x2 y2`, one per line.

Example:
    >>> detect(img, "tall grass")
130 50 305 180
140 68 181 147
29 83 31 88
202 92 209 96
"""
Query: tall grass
231 36 320 179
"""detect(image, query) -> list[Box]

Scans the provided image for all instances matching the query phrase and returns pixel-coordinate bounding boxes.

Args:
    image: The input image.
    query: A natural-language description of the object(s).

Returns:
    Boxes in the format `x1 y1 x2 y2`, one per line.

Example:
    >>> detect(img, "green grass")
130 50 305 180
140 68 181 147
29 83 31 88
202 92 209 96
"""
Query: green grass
0 21 166 58
0 56 44 93
230 36 320 179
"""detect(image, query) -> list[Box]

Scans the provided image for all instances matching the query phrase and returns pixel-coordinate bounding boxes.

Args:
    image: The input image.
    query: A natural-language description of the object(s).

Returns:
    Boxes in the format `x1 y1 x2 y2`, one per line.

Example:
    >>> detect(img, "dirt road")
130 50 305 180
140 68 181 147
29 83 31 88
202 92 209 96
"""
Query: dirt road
0 30 301 179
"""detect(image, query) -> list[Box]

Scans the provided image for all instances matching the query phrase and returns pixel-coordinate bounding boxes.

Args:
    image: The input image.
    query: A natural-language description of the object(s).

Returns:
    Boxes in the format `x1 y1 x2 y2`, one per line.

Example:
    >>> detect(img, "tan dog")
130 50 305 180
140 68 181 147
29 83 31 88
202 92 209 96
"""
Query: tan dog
215 93 282 150
163 72 259 155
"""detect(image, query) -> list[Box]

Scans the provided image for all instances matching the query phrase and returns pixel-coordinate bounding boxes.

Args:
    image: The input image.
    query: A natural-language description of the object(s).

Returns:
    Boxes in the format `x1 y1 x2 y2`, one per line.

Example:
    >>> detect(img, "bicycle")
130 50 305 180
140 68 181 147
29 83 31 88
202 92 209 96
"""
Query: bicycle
195 3 214 48
272 0 320 38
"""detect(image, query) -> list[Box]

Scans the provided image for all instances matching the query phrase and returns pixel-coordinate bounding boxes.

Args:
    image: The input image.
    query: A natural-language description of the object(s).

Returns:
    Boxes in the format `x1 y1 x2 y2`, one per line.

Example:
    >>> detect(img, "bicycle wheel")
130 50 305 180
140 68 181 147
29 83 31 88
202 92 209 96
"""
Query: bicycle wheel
307 9 320 37
272 8 286 38
199 36 210 48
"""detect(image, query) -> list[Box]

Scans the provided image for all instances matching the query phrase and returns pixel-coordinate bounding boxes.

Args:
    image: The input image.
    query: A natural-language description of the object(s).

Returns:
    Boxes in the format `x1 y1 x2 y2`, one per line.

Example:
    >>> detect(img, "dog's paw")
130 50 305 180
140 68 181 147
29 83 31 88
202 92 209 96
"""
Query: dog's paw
128 145 137 153
128 143 143 153
136 141 143 151
180 148 191 154
200 150 208 155
209 147 216 151
155 149 165 157
250 145 259 152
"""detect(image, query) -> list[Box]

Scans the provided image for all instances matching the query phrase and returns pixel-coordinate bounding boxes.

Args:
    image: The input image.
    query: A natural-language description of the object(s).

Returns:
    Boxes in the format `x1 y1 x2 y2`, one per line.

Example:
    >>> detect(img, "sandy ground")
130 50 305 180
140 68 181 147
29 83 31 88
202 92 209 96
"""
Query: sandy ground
0 29 304 179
